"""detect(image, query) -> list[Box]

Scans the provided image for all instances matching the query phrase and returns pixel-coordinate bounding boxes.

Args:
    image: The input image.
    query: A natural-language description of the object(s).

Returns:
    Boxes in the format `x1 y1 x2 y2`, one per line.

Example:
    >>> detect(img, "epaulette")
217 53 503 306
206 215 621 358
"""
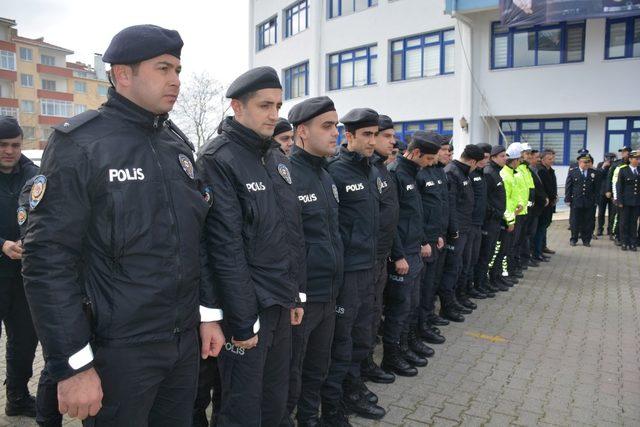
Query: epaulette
53 110 100 134
167 120 195 152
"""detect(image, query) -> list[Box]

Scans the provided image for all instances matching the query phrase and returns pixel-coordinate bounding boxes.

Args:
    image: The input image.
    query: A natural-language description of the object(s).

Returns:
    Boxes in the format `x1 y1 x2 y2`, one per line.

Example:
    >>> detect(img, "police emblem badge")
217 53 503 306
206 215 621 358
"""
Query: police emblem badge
278 163 292 185
332 184 339 203
30 175 47 209
178 154 195 179
17 207 27 226
203 186 213 207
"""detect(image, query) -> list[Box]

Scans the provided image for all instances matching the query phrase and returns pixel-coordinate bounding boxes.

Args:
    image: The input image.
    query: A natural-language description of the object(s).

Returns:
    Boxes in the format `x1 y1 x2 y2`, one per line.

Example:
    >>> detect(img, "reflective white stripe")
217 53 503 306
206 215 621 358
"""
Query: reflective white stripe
299 292 307 303
200 306 223 322
68 343 93 370
253 318 260 334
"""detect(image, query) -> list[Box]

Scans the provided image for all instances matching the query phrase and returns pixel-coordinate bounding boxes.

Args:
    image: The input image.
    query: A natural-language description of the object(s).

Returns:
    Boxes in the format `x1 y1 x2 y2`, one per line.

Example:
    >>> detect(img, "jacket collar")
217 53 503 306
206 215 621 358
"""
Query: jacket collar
103 88 169 131
339 144 372 167
397 155 420 177
452 159 471 176
221 116 277 155
291 145 327 169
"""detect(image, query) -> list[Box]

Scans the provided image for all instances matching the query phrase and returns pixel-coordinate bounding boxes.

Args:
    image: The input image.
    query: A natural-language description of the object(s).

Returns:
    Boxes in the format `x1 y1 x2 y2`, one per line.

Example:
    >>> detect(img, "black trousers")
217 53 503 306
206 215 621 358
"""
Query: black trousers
439 233 469 298
322 268 374 402
461 226 483 289
218 305 291 427
418 244 442 324
193 353 221 427
518 213 538 262
492 226 514 280
570 205 596 243
36 367 62 427
287 301 335 422
508 215 525 273
620 205 640 246
370 258 388 349
597 196 614 234
383 253 423 345
83 329 199 427
0 275 38 392
474 219 501 287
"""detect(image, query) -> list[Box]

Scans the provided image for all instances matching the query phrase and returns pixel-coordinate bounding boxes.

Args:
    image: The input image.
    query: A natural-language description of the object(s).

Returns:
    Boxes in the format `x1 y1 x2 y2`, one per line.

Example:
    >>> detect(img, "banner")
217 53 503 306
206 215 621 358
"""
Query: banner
500 0 640 26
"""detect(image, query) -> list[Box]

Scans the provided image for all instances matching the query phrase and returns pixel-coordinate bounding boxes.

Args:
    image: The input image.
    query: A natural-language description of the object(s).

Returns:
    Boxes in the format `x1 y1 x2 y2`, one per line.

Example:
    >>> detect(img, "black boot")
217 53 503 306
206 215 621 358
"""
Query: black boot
400 333 427 367
355 377 378 404
342 380 386 420
321 399 352 427
5 386 36 418
360 354 395 384
408 327 435 358
440 295 465 322
477 280 496 298
297 415 322 427
490 277 510 292
454 292 476 311
381 344 418 377
426 313 449 326
419 321 445 344
466 280 487 299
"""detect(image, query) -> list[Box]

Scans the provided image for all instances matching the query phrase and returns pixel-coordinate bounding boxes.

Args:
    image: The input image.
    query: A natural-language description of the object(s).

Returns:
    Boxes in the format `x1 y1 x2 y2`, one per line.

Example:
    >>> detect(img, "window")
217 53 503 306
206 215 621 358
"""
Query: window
23 126 35 140
19 47 32 61
74 104 87 115
40 99 73 117
605 117 640 153
98 85 108 96
74 81 87 93
284 62 308 100
391 29 455 81
605 16 640 59
328 0 377 19
42 79 56 91
393 119 454 144
491 21 585 69
0 107 18 117
285 1 308 38
329 45 377 90
41 54 56 66
0 50 16 70
257 16 277 51
42 127 53 141
499 118 587 165
20 73 34 87
20 100 35 113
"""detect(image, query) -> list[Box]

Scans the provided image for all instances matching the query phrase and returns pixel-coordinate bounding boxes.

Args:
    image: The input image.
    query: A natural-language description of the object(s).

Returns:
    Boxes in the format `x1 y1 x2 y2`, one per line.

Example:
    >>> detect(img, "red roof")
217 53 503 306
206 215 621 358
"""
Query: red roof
12 35 73 54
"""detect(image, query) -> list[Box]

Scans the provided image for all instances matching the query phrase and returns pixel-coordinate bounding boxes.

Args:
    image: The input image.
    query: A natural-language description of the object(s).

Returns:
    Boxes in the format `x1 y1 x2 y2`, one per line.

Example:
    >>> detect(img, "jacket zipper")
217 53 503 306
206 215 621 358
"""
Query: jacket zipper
318 167 337 302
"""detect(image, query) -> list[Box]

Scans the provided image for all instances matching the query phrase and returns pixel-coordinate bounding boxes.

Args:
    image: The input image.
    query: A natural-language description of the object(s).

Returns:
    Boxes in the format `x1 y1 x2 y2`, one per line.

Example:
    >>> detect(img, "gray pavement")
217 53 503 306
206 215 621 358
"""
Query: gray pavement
1 220 638 426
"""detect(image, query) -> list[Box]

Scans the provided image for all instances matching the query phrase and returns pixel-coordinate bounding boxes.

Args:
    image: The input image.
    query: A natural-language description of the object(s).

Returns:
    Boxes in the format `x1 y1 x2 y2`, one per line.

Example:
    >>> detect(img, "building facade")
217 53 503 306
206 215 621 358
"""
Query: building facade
248 0 640 184
0 17 109 149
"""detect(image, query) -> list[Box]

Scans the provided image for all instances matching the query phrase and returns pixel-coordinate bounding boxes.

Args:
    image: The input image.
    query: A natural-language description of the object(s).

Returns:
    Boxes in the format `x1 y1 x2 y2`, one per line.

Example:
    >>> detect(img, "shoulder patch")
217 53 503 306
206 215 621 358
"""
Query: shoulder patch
167 120 195 152
53 110 100 134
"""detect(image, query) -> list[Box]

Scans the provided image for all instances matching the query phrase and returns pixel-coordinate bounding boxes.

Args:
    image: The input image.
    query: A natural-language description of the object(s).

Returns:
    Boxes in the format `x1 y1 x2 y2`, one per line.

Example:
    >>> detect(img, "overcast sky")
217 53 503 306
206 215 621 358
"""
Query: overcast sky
4 0 249 86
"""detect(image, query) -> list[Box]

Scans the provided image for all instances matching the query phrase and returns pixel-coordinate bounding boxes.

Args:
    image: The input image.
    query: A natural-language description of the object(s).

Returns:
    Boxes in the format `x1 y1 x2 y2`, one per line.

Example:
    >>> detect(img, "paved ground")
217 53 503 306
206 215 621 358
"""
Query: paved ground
1 220 638 426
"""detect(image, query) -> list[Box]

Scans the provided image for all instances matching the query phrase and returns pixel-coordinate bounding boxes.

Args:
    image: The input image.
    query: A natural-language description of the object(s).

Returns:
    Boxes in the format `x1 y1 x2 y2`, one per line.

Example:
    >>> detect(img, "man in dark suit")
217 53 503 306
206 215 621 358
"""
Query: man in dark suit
565 153 600 247
535 149 557 256
596 153 616 236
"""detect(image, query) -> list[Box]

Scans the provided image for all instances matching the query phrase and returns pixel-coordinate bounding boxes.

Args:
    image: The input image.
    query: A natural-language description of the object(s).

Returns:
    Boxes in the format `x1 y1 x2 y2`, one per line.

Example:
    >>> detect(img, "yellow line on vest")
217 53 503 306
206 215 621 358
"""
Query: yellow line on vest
465 332 508 343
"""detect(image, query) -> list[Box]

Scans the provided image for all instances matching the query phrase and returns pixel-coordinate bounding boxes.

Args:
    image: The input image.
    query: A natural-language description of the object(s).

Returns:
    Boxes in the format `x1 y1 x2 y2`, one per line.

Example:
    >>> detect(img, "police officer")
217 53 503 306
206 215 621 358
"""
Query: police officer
361 115 397 386
0 116 39 418
515 144 536 269
382 132 440 376
596 153 616 236
609 147 631 244
565 153 600 247
273 117 294 156
285 97 344 426
614 150 640 251
504 143 528 281
23 25 226 425
525 149 549 263
197 66 306 426
321 108 385 422
440 145 485 321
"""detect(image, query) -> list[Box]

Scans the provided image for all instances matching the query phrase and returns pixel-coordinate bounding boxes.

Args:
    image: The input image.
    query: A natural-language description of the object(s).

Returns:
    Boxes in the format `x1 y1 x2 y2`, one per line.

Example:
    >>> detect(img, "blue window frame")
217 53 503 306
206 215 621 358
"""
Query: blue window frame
391 29 455 81
257 16 277 51
393 119 454 144
605 16 640 59
499 118 587 166
285 1 308 38
605 117 640 153
328 0 377 19
328 45 377 90
491 21 585 69
284 62 308 100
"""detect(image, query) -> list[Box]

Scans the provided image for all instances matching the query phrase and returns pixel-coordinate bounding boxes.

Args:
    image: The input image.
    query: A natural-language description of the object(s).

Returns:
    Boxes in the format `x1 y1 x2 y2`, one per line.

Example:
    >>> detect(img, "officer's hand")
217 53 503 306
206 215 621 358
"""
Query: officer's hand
1 240 23 260
507 224 515 232
605 192 612 199
437 237 445 250
515 204 523 214
200 321 225 359
421 244 432 258
57 367 103 420
395 258 409 275
291 307 304 326
544 198 549 207
232 335 258 350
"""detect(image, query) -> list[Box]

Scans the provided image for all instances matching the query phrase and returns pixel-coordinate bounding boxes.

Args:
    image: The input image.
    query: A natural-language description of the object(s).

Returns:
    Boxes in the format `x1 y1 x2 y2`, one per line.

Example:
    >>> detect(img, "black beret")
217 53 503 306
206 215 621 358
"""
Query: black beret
410 131 440 154
490 145 506 156
103 25 183 64
378 115 394 132
273 118 292 137
340 108 379 131
605 152 617 158
226 66 282 99
439 134 452 146
288 96 336 126
394 137 407 152
0 116 22 139
463 144 485 161
477 143 492 154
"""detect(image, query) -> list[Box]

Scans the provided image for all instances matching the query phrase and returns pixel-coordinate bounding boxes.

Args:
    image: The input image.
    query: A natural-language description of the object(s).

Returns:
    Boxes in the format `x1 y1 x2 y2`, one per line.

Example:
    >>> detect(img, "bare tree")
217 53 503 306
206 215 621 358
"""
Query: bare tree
172 71 227 151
